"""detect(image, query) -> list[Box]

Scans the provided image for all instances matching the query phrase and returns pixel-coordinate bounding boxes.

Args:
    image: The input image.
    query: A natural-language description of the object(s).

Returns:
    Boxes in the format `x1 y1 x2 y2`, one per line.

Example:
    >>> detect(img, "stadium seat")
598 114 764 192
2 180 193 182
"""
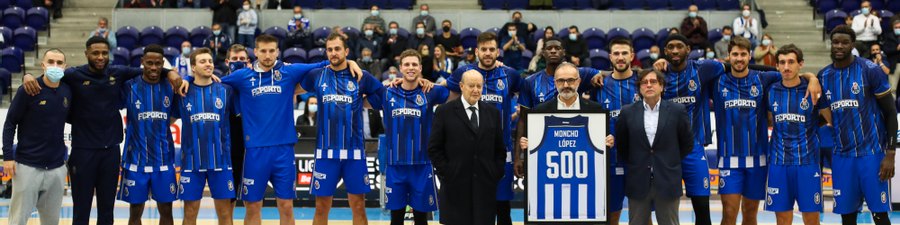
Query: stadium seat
0 68 10 96
646 0 667 10
695 0 716 10
2 7 25 29
460 27 481 50
0 26 12 48
264 26 289 43
312 26 331 47
163 46 180 64
509 0 528 9
573 0 593 9
164 26 190 49
636 49 651 62
0 0 9 9
283 47 307 63
14 0 30 9
816 0 839 14
307 47 326 62
670 0 691 10
881 10 894 33
112 47 130 66
824 9 848 33
606 27 629 42
889 0 900 14
583 28 606 50
246 47 255 61
483 0 506 10
396 27 410 39
486 27 502 35
553 0 577 9
140 26 164 47
344 0 366 9
321 0 340 9
190 26 212 48
116 26 141 50
717 0 740 10
621 0 644 9
841 0 861 13
294 0 316 8
656 28 670 48
391 0 412 9
130 47 144 67
849 9 861 17
870 0 885 11
24 7 47 31
688 49 704 60
368 0 390 9
632 27 656 52
708 28 723 44
1 46 23 73
588 49 610 70
531 30 544 47
12 26 34 51
342 26 360 39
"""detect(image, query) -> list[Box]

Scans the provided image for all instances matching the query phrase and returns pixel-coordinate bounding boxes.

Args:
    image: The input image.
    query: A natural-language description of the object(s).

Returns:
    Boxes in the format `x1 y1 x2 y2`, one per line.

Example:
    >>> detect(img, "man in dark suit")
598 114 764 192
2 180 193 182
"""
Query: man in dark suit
615 69 693 225
428 70 507 225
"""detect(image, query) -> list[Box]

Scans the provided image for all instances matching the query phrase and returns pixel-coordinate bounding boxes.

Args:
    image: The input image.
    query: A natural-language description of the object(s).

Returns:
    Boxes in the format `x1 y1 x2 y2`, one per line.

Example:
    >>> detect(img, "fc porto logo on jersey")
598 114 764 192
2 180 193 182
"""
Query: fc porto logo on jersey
800 98 810 110
314 180 320 190
703 177 710 189
243 185 249 195
274 70 283 81
429 195 435 206
719 177 726 188
750 85 759 97
851 82 861 94
498 79 506 90
347 80 357 91
688 79 698 91
170 183 177 194
415 94 425 106
215 97 224 109
163 96 171 108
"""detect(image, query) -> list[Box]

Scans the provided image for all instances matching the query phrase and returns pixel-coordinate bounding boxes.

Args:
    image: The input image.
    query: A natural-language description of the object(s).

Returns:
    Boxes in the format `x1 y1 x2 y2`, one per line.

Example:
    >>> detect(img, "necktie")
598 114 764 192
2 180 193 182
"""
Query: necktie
468 106 478 129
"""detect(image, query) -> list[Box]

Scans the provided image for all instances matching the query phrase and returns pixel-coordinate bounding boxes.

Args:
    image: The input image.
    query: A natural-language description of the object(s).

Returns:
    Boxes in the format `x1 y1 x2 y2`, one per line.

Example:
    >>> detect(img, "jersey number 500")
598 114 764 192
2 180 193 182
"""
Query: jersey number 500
546 151 589 179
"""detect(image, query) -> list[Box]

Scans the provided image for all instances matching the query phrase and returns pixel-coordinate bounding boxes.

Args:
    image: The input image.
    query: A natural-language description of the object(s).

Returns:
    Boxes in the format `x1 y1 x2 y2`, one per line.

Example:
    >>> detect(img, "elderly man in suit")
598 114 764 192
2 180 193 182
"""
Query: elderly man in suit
615 69 693 225
428 70 507 225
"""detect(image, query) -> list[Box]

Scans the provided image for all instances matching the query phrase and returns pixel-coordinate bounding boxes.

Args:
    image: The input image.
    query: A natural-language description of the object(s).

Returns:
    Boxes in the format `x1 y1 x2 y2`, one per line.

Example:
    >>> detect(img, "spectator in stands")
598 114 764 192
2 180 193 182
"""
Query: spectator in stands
287 6 310 32
125 0 149 8
34 0 64 19
174 41 192 76
296 97 317 136
458 48 476 68
753 33 777 66
264 0 290 10
882 20 900 89
382 66 399 82
362 5 386 35
148 0 174 8
203 23 231 67
434 44 453 79
501 23 526 71
680 5 709 50
89 17 117 50
501 11 532 47
359 47 384 77
562 25 589 67
357 24 385 61
386 21 409 66
236 0 258 48
703 46 717 61
418 44 435 81
408 22 435 55
178 0 202 8
669 27 680 35
435 20 462 59
285 19 313 50
714 26 732 61
733 4 760 47
852 0 882 58
529 26 555 72
212 0 240 41
411 4 436 36
641 45 661 69
869 43 891 74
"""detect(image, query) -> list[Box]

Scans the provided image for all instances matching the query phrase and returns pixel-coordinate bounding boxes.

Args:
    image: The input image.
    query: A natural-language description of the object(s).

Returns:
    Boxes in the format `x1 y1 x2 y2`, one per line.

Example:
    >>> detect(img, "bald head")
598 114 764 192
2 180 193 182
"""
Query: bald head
460 70 484 105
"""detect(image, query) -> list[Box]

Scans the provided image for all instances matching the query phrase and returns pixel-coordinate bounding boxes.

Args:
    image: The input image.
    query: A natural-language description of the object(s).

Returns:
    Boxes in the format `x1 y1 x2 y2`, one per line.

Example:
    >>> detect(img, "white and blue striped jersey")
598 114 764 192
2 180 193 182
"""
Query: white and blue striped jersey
711 70 780 168
379 85 449 165
122 78 176 173
174 82 233 172
818 57 892 157
768 80 823 165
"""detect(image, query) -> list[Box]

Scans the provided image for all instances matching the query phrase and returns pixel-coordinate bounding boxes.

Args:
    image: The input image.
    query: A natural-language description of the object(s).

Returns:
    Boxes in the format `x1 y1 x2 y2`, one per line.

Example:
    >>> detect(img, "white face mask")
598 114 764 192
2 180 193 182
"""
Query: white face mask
308 104 318 113
742 10 751 17
243 4 250 10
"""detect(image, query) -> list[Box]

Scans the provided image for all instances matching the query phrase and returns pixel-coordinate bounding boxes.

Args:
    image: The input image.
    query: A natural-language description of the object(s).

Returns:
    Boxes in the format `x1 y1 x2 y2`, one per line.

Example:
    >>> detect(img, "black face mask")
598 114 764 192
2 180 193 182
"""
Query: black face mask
442 26 450 32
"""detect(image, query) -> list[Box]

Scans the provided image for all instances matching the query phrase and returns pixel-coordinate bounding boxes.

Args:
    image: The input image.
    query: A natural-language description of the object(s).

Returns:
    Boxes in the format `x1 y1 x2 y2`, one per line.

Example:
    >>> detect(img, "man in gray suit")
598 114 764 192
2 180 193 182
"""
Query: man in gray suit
614 69 693 225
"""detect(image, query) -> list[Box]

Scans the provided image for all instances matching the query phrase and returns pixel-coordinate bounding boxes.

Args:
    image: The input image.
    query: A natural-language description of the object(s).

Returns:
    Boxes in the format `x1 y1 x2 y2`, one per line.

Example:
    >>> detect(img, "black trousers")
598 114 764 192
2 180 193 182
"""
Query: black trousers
230 115 246 199
68 147 120 225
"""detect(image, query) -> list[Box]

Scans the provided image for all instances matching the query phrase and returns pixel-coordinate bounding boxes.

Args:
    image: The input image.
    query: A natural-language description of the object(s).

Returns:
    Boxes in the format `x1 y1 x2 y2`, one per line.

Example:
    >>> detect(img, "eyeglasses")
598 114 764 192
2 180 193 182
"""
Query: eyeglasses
555 78 579 85
641 79 659 85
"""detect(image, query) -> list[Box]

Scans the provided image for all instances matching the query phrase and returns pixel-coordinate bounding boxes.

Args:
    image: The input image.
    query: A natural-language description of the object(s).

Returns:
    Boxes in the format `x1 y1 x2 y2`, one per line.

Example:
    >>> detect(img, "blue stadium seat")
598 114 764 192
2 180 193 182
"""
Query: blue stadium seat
531 29 545 47
669 0 691 10
636 49 651 62
717 0 740 10
311 26 331 48
396 27 410 39
283 47 307 63
321 0 340 9
554 0 577 9
880 10 894 34
621 0 644 9
0 26 11 48
190 26 212 48
140 26 164 47
246 47 255 61
0 68 10 96
841 0 861 13
24 7 47 31
573 0 593 9
14 0 30 9
12 26 34 51
117 26 140 50
695 0 716 10
889 0 900 14
460 27 481 50
0 0 9 9
870 0 885 11
131 47 144 67
708 28 723 45
632 27 656 52
483 0 506 10
589 49 610 70
824 9 848 34
849 9 861 17
509 0 528 9
112 46 130 66
656 28 670 48
342 26 360 39
368 0 390 9
583 27 606 50
688 49 703 60
522 49 533 69
646 0 667 10
606 27 629 42
163 46 180 64
264 26 289 42
391 0 412 9
164 26 189 49
2 7 25 29
1 46 23 73
294 0 317 8
344 0 366 9
307 47 326 62
486 27 502 35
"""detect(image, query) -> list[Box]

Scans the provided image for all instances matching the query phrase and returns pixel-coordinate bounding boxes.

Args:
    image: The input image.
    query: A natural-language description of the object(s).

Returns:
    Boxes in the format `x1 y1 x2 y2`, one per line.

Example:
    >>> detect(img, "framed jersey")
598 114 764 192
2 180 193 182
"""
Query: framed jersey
525 111 608 224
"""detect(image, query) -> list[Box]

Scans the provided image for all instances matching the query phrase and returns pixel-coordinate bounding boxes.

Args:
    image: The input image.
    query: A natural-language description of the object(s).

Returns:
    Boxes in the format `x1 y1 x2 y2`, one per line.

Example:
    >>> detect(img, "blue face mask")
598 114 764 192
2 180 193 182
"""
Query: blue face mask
213 30 221 36
706 52 715 59
389 28 398 35
894 29 900 36
688 12 697 18
861 7 870 15
46 67 65 82
229 61 246 71
308 104 318 113
182 47 191 56
568 33 577 41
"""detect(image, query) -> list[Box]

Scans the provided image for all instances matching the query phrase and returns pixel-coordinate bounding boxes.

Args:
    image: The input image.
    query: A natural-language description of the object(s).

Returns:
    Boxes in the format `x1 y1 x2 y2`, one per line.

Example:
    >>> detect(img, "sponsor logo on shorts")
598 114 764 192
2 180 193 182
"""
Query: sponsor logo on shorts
228 180 234 191
364 176 370 185
124 187 129 196
767 187 780 195
814 192 821 205
833 189 841 197
125 179 136 186
179 184 185 194
243 185 249 195
313 172 327 180
881 192 887 203
243 178 255 185
180 177 191 184
170 184 177 194
384 195 389 203
385 187 392 194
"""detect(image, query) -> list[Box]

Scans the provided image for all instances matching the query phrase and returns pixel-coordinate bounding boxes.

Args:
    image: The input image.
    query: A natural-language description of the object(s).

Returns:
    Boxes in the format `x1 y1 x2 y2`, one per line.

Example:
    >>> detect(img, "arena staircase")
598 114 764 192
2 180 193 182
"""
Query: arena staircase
756 0 831 72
